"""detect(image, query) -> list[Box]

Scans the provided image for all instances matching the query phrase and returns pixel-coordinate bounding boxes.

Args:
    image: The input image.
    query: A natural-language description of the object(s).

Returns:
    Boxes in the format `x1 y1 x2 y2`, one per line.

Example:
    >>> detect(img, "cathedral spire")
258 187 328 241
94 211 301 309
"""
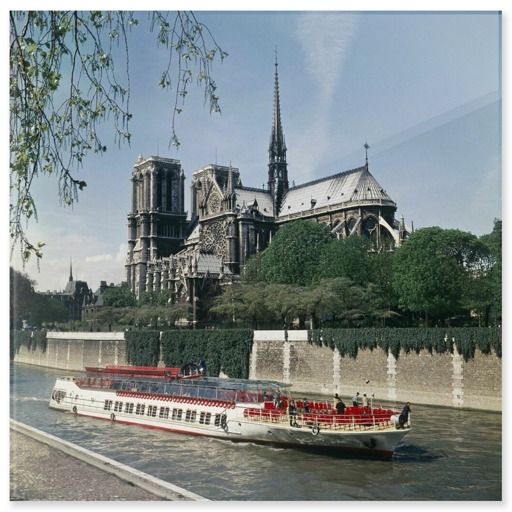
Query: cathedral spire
69 259 73 282
268 48 289 214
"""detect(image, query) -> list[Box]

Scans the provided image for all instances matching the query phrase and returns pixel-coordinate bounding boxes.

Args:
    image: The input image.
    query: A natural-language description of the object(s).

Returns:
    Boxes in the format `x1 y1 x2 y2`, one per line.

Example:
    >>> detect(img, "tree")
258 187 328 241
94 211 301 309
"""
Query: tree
259 221 334 286
462 219 501 326
138 289 170 307
317 236 373 286
10 11 227 262
29 295 68 327
10 267 36 329
392 227 488 326
102 286 137 307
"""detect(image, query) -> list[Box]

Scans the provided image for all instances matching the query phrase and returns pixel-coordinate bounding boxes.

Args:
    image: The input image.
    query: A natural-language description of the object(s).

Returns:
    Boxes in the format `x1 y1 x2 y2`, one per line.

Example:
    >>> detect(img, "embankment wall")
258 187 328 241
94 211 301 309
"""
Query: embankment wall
13 330 501 411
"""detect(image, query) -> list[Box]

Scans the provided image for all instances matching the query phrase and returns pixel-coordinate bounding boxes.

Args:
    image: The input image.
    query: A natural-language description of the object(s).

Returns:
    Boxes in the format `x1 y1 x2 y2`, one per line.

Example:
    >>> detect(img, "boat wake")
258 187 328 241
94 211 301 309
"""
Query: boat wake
10 396 47 403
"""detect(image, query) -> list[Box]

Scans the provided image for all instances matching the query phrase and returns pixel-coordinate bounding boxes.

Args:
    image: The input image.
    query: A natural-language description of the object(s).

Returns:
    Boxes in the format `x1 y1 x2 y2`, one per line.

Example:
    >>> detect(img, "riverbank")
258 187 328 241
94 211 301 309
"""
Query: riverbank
9 420 208 501
12 329 502 411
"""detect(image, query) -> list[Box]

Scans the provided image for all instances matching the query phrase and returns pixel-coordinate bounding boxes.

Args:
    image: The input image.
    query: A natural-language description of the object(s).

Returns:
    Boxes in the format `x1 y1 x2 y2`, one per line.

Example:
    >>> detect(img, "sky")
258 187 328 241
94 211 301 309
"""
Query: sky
6 3 505 294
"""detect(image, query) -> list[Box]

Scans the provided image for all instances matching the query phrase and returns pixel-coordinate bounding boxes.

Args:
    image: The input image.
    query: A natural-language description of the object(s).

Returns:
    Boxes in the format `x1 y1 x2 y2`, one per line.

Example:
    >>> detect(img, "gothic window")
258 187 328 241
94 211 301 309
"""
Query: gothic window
202 221 227 258
166 176 173 211
363 216 378 249
364 216 377 232
209 192 221 214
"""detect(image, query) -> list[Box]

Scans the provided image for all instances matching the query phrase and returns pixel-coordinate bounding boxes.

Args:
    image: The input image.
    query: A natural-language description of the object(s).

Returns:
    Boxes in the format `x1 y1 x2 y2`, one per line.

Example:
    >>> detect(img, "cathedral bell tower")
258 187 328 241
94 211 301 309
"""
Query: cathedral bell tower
125 155 187 297
268 52 289 215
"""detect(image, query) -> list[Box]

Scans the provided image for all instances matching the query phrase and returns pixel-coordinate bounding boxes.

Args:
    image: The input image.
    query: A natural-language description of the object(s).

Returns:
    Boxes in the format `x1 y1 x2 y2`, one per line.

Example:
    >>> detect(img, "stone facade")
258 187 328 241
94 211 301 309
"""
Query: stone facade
125 59 412 307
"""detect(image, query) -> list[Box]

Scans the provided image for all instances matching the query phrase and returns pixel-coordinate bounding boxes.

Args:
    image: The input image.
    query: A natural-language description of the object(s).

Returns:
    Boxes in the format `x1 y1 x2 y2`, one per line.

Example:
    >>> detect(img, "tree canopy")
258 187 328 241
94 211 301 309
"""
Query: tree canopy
258 221 334 286
10 11 227 262
392 227 490 326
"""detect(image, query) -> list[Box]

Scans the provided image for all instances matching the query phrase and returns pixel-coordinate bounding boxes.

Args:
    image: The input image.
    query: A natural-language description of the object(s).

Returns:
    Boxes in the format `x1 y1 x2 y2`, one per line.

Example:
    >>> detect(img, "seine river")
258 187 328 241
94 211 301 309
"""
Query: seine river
10 363 502 501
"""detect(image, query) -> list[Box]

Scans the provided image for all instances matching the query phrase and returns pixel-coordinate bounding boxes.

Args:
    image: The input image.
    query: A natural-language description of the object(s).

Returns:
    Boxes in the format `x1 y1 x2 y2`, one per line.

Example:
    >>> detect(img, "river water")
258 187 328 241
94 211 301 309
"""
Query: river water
10 363 502 501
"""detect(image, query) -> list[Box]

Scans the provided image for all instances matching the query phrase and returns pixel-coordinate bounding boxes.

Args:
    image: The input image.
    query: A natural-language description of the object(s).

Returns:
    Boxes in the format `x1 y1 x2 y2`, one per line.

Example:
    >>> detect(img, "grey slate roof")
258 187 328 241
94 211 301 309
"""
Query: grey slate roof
234 187 275 216
196 252 232 276
278 166 395 217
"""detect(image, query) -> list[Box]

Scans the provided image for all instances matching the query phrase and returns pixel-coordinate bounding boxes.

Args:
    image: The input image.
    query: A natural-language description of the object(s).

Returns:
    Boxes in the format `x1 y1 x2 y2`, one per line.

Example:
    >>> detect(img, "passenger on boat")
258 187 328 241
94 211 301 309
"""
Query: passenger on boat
352 392 360 407
398 402 411 428
273 392 282 409
362 394 368 407
288 400 297 425
196 358 207 375
333 393 341 408
302 398 310 413
335 399 346 415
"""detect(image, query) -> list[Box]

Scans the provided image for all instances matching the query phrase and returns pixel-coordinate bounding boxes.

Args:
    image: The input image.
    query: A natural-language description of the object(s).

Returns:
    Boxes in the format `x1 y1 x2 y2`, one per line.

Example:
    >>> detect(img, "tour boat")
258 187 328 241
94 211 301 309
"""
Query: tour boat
49 364 411 457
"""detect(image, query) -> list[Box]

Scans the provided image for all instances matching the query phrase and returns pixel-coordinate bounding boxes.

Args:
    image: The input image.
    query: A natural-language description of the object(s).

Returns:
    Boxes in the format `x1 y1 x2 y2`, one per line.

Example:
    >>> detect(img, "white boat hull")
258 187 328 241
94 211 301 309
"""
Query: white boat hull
49 377 410 457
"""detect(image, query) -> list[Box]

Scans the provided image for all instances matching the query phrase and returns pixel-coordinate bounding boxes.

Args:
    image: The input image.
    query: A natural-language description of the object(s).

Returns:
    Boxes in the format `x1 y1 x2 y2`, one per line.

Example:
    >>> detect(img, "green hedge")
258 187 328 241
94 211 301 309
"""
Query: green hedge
161 329 253 379
10 330 47 359
310 327 502 361
124 330 160 366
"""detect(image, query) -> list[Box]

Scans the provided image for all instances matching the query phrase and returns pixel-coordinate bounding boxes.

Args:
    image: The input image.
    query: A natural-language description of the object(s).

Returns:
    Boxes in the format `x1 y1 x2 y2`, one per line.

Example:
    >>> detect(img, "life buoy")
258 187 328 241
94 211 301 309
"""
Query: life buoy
311 425 320 436
72 406 77 414
110 413 116 422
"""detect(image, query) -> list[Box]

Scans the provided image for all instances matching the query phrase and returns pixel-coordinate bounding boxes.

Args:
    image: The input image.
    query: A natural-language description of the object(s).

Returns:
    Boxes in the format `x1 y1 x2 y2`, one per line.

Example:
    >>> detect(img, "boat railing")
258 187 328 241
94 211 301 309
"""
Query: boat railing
242 407 396 431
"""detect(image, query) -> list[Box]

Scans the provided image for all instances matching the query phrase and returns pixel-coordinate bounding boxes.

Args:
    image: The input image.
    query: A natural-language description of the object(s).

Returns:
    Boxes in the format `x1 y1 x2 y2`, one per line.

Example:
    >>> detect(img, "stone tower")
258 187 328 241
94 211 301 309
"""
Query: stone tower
125 155 187 297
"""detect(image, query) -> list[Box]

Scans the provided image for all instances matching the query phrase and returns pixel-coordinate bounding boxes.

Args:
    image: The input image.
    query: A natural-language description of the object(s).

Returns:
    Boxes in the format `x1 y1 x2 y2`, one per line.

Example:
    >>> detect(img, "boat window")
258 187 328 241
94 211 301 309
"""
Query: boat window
172 408 182 421
147 405 157 417
114 401 123 412
185 410 197 423
136 404 145 415
214 413 226 427
159 407 170 419
104 400 113 411
125 403 134 414
199 412 211 425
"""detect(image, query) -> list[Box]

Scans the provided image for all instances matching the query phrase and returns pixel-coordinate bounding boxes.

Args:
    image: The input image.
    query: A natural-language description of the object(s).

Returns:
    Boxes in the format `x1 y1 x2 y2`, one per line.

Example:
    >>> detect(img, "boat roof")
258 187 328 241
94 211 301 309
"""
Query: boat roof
187 377 291 392
83 371 290 393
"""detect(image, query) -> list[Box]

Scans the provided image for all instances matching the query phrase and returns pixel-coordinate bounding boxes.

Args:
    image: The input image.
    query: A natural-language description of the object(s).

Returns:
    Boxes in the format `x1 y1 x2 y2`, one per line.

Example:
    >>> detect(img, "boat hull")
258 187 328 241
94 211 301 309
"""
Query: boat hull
49 377 410 457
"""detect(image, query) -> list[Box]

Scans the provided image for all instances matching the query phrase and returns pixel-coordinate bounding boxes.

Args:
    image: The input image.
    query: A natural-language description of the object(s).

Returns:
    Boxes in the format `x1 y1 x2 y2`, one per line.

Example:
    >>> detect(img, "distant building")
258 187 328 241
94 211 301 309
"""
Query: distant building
40 261 90 322
125 57 412 322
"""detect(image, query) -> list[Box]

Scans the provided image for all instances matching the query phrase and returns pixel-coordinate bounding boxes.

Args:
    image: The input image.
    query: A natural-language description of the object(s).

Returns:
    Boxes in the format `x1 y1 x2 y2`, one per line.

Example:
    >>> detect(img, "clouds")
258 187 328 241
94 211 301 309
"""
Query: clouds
297 13 358 106
295 13 359 178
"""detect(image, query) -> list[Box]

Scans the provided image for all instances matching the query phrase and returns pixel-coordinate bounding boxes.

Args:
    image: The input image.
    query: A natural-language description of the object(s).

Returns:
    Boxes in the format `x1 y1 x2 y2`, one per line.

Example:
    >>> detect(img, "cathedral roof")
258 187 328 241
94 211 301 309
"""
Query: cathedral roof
278 166 395 217
63 280 89 295
196 252 232 276
234 187 275 216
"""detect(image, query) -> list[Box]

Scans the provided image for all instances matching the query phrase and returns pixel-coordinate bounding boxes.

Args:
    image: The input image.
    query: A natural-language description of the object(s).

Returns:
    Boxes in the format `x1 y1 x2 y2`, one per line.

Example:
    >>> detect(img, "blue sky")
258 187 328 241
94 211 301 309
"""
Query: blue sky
7 5 504 293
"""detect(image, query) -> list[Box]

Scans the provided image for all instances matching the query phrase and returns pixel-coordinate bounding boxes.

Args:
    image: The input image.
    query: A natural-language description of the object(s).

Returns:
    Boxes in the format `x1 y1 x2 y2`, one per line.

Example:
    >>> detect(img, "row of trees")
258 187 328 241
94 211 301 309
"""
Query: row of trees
11 219 501 331
93 288 190 330
10 268 69 329
210 219 501 329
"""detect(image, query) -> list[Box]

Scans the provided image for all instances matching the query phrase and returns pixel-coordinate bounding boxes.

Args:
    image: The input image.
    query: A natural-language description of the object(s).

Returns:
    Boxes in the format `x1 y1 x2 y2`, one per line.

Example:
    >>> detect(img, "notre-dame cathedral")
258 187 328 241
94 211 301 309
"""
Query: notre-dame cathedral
125 59 410 317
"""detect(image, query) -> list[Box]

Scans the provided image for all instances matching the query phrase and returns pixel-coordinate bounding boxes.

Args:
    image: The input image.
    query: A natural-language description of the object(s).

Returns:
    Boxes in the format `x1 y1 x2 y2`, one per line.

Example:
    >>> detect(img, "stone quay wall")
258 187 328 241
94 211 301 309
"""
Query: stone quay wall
250 331 501 412
13 332 127 372
13 330 501 411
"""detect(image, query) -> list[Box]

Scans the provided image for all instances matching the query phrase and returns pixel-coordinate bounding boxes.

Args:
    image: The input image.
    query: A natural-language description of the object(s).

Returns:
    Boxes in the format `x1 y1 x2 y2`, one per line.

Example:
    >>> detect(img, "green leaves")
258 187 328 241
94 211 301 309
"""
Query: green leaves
10 10 226 262
259 221 334 286
392 227 492 326
310 327 501 361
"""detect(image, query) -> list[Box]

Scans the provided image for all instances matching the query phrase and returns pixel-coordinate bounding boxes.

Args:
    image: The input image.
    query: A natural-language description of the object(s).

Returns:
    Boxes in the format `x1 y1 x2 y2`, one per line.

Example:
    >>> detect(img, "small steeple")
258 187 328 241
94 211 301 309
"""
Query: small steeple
69 259 73 282
227 162 233 195
268 47 289 214
364 142 370 169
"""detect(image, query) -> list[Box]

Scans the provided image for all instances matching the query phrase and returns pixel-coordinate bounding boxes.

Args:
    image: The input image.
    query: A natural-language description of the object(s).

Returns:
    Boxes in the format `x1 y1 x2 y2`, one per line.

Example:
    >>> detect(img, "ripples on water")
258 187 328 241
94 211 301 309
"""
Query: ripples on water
10 363 502 501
